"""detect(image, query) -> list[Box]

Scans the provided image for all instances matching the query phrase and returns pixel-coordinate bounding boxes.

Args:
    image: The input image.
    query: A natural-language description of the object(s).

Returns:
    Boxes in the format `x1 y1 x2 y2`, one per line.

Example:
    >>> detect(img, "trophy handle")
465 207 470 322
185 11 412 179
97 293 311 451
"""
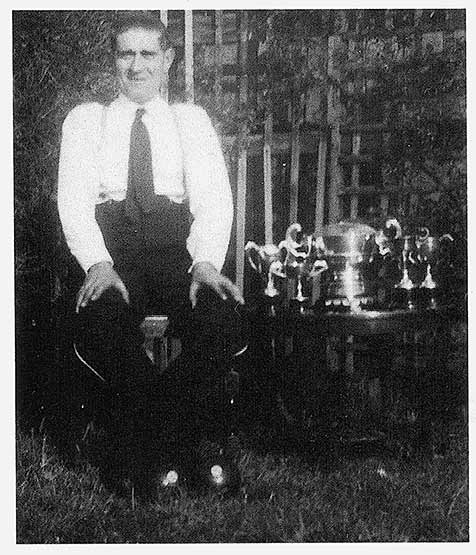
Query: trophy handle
309 259 328 277
245 241 262 273
384 217 402 239
285 223 303 250
417 227 430 243
313 235 326 253
270 260 286 278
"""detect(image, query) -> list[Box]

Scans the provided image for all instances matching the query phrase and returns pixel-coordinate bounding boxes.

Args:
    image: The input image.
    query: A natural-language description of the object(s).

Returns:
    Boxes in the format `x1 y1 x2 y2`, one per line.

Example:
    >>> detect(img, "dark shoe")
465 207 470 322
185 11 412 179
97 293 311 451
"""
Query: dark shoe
194 440 241 495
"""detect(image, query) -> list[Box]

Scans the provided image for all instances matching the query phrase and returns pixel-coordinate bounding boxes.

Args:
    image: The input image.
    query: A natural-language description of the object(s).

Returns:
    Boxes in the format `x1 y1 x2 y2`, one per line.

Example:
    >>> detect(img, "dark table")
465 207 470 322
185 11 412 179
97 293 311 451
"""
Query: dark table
247 302 457 455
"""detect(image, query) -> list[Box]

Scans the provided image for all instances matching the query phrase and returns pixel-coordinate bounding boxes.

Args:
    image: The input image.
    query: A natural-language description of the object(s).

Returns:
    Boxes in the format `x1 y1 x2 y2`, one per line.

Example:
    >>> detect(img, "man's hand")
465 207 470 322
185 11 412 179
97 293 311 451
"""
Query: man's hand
190 261 244 308
76 261 130 313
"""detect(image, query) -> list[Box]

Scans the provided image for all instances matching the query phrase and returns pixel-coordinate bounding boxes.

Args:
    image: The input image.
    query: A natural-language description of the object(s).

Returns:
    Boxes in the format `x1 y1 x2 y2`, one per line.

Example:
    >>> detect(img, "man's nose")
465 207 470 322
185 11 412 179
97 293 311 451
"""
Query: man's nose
130 54 145 73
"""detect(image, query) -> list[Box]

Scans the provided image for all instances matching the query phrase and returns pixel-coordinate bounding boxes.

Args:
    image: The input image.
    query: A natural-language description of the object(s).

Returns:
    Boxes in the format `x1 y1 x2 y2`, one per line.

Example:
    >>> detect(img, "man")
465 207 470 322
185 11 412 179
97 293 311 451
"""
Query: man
57 11 244 496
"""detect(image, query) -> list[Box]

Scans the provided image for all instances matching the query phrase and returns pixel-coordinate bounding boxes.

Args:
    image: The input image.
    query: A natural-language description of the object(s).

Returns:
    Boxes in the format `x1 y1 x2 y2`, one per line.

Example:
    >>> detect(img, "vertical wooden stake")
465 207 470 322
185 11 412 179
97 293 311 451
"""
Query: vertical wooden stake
289 99 301 226
327 35 343 224
264 112 273 244
314 130 328 235
350 131 361 220
214 10 223 103
160 10 169 101
287 97 302 303
235 11 249 293
184 10 194 103
236 148 247 292
312 129 328 304
380 193 389 217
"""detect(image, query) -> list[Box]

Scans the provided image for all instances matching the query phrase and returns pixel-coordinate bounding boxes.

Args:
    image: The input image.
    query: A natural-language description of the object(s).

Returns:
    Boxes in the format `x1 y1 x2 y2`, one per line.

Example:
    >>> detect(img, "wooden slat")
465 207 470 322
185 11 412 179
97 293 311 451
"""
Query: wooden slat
235 11 249 292
350 131 361 220
184 10 194 103
328 124 342 223
312 131 328 304
160 10 169 101
263 112 273 244
314 131 327 234
236 150 247 291
327 36 343 224
289 99 301 226
238 12 249 105
380 193 389 217
214 10 223 102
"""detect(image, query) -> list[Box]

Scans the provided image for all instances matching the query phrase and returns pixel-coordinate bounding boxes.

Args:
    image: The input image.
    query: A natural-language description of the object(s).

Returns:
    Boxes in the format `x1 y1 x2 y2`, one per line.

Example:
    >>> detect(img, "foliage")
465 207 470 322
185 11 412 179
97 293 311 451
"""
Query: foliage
336 29 466 236
258 10 331 117
14 11 119 307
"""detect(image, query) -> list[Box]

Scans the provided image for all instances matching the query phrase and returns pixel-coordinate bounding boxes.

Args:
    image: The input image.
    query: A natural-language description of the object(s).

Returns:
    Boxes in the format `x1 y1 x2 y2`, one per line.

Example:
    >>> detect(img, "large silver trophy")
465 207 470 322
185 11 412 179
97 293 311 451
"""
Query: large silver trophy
245 241 286 300
316 221 376 312
280 223 328 308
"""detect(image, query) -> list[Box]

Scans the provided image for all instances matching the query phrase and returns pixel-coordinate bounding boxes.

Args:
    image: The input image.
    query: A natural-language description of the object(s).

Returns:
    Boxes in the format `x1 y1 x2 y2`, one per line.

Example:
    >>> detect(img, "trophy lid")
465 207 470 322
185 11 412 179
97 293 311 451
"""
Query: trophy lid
321 221 376 238
319 221 376 258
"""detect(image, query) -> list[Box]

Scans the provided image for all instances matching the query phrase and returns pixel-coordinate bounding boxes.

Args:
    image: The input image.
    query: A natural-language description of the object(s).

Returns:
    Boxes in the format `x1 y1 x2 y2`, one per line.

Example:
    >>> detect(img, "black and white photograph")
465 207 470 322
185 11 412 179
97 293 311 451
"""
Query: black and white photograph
11 3 469 546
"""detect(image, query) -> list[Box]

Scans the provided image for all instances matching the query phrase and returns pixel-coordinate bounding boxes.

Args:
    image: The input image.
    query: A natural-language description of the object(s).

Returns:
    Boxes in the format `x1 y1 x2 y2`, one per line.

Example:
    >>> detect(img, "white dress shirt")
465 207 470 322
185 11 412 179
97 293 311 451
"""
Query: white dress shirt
57 94 233 273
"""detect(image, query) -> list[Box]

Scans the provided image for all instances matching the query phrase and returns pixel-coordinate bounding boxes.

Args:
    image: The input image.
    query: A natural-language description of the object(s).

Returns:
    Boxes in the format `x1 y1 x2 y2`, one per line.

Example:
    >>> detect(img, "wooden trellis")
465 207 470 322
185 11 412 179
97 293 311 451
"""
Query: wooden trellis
165 10 462 291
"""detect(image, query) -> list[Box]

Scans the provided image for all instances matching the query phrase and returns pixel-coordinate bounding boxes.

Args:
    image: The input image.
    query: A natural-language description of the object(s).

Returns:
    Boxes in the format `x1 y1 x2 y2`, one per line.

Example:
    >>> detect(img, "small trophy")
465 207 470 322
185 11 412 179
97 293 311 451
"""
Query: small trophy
281 224 328 311
395 235 419 310
416 230 454 309
245 241 286 315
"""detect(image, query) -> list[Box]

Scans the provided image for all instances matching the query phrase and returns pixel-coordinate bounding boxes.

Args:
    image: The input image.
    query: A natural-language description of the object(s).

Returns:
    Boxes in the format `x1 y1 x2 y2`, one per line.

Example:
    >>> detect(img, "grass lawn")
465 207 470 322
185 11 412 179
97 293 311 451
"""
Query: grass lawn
16 416 468 543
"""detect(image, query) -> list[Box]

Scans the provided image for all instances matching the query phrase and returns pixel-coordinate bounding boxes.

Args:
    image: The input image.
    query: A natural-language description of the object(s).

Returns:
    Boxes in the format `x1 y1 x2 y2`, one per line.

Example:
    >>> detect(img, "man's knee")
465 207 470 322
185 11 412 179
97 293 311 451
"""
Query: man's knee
78 287 132 323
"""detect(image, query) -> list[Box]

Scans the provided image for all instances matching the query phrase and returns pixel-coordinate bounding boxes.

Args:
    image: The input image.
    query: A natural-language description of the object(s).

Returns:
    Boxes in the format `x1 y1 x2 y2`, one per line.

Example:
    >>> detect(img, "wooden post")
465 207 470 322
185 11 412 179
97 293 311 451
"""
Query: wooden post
380 193 389 217
350 132 361 220
214 10 223 103
236 148 247 292
235 11 249 293
312 129 328 304
159 10 169 101
348 34 359 225
312 31 330 305
289 97 302 226
184 10 194 103
263 112 273 244
314 130 328 234
327 35 343 224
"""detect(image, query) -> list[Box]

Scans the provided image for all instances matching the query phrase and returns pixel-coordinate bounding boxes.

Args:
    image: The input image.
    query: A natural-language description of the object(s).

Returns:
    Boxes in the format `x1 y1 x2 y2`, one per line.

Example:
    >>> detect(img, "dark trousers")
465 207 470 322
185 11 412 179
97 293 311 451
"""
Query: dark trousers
72 199 231 487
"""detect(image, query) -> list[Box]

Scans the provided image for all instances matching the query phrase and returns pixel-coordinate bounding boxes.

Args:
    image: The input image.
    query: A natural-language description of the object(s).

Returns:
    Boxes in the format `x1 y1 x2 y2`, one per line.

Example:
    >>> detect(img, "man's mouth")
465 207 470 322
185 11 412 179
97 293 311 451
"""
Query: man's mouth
128 75 148 83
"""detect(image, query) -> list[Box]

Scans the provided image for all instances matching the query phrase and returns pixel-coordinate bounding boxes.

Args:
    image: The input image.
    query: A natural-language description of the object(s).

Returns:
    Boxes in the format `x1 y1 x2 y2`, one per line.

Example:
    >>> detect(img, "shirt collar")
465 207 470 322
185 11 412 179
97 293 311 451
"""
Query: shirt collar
116 93 169 115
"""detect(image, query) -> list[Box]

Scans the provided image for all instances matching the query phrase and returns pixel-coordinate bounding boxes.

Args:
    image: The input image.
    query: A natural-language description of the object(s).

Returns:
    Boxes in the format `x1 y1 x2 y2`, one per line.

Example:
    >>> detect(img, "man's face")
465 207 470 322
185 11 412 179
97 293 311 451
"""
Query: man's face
115 27 174 104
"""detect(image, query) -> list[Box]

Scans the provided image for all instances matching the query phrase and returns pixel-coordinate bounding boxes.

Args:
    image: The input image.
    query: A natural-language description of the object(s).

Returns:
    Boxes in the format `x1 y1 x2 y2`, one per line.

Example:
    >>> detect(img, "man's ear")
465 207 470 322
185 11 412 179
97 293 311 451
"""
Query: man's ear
164 47 175 72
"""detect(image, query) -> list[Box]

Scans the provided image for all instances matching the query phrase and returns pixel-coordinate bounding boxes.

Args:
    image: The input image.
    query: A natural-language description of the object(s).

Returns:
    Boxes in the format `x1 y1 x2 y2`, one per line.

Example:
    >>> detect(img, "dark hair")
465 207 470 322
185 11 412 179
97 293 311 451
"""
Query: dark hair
111 11 172 52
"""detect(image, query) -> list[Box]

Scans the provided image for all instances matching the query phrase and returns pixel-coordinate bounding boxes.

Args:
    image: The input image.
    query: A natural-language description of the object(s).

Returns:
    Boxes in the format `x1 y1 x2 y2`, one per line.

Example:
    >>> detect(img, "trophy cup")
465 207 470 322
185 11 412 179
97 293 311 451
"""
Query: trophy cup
245 241 286 315
280 224 328 312
416 229 454 309
395 235 420 310
317 222 376 312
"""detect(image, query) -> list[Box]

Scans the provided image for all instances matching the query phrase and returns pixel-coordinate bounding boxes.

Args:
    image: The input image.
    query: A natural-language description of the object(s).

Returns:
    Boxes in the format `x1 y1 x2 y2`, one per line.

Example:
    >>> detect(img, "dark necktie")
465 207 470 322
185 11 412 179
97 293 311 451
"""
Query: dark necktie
126 107 156 221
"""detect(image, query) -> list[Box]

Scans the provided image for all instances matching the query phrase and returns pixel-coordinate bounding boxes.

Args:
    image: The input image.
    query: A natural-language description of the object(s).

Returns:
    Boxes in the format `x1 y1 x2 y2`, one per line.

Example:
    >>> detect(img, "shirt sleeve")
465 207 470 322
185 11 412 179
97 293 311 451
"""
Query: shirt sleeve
57 104 113 273
178 105 233 274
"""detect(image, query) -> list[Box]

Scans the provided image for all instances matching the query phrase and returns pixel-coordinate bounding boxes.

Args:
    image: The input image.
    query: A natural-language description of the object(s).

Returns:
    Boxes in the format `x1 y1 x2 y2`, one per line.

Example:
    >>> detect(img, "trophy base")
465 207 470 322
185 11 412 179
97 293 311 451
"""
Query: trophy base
317 296 375 313
256 293 283 318
289 298 312 315
393 287 419 310
419 287 440 310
